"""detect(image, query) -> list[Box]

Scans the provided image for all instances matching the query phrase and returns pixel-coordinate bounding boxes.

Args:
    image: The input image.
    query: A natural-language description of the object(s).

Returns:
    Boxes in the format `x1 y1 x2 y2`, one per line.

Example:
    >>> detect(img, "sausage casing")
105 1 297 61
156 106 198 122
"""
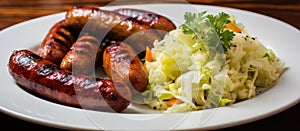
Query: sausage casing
103 42 148 93
113 8 176 34
65 6 161 53
37 20 78 65
60 34 102 75
8 49 131 112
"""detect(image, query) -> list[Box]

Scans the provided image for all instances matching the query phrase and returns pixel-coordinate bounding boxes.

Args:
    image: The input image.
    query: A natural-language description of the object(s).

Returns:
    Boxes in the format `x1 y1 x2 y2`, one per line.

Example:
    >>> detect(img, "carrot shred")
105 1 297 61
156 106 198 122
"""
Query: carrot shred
145 47 152 62
225 23 241 33
166 98 183 107
144 47 152 69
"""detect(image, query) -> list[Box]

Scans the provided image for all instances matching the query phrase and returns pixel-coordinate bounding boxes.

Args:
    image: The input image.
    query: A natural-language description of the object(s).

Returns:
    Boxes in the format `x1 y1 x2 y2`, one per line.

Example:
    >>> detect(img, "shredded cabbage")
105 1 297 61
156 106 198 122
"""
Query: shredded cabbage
142 12 285 113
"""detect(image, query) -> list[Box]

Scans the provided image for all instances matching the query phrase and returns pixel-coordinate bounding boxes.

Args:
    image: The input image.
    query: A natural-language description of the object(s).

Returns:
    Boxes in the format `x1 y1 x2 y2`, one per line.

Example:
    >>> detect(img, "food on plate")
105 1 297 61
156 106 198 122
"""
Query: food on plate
37 20 79 65
60 34 103 75
8 50 131 113
113 8 176 36
8 6 284 114
143 11 285 113
103 42 148 94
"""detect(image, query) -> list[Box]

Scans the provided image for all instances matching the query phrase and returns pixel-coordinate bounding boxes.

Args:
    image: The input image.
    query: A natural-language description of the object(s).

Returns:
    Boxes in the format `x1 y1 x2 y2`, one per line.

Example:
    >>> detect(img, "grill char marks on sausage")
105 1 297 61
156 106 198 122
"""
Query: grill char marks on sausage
113 8 176 36
60 34 103 75
103 42 148 94
65 6 161 54
38 20 79 65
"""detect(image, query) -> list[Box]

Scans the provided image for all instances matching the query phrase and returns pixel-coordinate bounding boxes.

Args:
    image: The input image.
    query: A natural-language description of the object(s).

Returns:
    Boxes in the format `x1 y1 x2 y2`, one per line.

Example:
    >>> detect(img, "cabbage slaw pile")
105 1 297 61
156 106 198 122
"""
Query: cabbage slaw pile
142 11 285 113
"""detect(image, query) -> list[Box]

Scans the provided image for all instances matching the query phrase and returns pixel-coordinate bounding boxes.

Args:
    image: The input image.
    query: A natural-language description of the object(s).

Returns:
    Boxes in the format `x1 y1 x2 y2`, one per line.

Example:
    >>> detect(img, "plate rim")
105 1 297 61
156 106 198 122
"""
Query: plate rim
1 3 299 130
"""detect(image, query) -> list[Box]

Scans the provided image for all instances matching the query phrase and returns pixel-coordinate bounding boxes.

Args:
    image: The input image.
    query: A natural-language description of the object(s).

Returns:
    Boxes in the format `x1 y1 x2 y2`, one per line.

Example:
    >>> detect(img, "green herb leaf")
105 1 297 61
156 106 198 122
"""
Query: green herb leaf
180 11 235 53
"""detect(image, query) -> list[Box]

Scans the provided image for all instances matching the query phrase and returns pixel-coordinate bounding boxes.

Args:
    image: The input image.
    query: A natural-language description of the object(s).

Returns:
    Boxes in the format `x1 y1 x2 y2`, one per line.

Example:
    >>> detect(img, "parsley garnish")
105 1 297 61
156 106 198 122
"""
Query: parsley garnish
180 11 235 53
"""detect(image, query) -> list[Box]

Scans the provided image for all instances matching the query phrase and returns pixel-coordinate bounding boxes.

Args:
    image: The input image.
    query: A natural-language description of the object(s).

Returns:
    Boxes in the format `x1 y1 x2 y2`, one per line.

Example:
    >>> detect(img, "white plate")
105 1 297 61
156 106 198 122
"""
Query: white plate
0 3 299 130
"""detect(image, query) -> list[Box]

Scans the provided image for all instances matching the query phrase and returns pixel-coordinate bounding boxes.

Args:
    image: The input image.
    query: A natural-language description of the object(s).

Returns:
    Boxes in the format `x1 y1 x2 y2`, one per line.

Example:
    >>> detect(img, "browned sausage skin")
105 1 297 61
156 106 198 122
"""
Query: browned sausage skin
37 20 79 65
103 42 148 93
8 49 131 112
60 34 103 75
65 6 161 54
113 8 176 33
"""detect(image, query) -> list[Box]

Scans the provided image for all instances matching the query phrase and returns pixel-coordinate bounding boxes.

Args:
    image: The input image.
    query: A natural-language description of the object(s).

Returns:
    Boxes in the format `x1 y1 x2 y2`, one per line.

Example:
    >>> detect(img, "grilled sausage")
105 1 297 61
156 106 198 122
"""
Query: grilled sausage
113 8 176 35
8 49 131 113
60 34 102 75
37 20 79 65
103 42 148 93
65 6 161 54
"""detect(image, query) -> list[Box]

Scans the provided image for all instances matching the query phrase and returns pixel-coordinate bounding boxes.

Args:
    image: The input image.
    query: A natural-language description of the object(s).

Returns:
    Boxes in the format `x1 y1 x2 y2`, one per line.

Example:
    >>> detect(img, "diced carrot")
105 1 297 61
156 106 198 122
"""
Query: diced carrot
166 98 183 107
225 23 241 33
145 46 152 62
144 47 152 69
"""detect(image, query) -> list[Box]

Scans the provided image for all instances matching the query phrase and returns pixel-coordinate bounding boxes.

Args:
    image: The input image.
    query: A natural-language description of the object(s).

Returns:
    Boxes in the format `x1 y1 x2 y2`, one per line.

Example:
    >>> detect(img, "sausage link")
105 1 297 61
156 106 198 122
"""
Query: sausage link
103 42 148 93
60 34 102 75
65 6 161 54
8 49 131 113
113 8 176 34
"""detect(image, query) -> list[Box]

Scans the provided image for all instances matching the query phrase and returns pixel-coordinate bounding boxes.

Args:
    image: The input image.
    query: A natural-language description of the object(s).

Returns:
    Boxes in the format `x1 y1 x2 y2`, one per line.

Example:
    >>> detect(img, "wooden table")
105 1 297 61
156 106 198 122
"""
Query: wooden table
1 0 299 130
